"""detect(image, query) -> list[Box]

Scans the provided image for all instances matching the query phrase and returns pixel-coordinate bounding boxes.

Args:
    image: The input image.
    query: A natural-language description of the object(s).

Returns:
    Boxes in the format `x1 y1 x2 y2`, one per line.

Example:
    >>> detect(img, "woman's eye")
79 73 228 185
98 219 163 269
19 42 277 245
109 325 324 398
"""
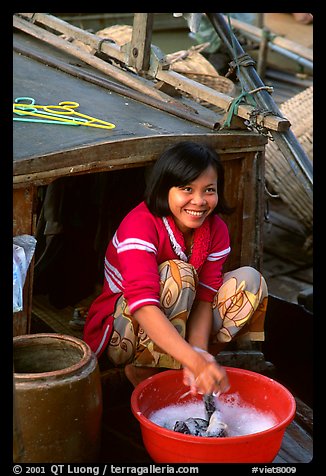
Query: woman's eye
206 187 216 193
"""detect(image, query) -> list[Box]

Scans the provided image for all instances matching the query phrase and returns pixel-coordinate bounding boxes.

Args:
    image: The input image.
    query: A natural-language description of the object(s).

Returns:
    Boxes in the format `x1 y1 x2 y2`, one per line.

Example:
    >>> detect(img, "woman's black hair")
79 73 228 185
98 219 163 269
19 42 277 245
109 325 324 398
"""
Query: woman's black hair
145 141 234 216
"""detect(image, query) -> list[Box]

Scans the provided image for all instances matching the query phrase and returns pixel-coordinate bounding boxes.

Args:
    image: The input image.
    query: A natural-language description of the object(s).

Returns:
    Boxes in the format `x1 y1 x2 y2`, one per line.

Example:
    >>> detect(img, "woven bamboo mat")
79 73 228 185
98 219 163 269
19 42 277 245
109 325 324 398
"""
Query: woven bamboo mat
265 86 313 249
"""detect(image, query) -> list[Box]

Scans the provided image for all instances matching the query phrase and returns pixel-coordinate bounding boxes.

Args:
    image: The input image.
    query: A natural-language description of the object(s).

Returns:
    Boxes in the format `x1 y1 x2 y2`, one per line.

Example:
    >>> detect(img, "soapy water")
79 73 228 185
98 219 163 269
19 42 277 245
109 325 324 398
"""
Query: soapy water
149 392 277 437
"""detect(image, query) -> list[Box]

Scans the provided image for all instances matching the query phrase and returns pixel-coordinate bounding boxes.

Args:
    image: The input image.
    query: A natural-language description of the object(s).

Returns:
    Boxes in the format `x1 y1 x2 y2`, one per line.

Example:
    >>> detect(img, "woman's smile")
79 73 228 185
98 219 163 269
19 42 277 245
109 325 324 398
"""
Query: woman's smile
184 209 206 217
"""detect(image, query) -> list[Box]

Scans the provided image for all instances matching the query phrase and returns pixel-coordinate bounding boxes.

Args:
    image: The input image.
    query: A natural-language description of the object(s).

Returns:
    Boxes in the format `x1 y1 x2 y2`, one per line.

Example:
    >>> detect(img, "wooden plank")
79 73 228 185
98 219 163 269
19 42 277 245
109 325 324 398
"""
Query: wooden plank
291 268 313 284
32 294 85 340
243 149 264 270
263 222 312 266
13 156 158 187
264 275 312 305
13 47 227 178
17 13 126 63
294 397 313 434
156 69 290 132
273 420 313 463
266 205 307 235
263 252 303 279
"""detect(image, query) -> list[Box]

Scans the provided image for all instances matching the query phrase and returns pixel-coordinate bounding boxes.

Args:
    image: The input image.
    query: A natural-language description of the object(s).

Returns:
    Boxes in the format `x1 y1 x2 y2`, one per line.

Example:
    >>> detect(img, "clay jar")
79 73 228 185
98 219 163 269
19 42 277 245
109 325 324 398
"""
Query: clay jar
13 333 103 463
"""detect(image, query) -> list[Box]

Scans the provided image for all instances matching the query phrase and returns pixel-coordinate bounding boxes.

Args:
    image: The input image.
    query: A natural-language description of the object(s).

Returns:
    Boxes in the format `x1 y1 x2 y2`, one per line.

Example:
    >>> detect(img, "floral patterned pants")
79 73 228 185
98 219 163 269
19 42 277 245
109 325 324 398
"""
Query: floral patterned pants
106 260 268 368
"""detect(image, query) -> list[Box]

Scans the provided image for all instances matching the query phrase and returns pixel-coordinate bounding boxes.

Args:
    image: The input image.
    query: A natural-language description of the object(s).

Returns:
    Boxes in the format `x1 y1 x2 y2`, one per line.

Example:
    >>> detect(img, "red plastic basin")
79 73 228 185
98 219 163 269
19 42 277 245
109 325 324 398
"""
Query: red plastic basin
131 367 296 463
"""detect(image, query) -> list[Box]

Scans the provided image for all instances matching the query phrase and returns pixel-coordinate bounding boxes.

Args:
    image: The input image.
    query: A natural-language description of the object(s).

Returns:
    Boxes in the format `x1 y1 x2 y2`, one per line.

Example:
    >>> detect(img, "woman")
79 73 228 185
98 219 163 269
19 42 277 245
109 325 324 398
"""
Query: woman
83 141 268 395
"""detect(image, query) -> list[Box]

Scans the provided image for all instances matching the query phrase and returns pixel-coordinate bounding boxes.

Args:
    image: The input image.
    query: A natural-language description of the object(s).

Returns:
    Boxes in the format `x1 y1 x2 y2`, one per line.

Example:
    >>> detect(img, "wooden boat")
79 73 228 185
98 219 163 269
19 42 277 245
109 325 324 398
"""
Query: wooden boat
13 13 313 464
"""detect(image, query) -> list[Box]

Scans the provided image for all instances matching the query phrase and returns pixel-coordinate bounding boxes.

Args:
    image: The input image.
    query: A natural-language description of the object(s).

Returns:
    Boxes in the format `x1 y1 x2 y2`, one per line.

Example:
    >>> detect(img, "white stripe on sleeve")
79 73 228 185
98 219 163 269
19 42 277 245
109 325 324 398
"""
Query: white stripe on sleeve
117 237 157 254
129 298 160 312
207 246 231 261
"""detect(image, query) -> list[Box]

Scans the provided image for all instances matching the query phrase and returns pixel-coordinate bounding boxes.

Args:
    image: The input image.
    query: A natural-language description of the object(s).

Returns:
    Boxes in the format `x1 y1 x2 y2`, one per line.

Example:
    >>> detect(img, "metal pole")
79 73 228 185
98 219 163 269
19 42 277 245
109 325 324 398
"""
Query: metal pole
205 13 313 196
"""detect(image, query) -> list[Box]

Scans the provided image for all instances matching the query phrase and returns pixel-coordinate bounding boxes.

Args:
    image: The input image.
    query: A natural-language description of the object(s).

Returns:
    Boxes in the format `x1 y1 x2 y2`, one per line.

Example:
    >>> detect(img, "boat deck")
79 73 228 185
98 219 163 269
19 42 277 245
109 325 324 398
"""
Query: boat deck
30 196 314 464
30 167 314 465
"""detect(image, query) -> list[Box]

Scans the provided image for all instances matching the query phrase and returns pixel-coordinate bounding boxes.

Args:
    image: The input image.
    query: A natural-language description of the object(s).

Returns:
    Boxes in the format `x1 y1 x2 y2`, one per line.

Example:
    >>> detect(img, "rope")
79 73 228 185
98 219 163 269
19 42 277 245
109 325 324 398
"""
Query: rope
262 28 277 43
222 15 274 132
222 91 256 128
222 85 273 129
229 52 256 69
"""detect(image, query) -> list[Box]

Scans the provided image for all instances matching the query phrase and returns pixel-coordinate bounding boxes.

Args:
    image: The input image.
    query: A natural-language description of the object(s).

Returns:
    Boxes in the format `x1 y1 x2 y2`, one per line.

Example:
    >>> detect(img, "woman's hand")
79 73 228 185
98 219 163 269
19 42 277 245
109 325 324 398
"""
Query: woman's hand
183 347 229 395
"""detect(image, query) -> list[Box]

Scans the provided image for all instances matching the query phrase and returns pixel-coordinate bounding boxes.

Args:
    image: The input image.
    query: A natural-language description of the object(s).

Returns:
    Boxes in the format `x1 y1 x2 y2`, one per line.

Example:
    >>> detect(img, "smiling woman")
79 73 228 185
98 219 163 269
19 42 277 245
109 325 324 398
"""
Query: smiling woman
83 141 268 395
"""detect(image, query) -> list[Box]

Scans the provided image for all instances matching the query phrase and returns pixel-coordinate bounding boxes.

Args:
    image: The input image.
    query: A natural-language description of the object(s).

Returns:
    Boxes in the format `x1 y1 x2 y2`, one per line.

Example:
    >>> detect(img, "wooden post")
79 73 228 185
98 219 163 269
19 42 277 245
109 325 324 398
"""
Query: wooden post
13 186 37 336
257 27 269 80
129 13 154 72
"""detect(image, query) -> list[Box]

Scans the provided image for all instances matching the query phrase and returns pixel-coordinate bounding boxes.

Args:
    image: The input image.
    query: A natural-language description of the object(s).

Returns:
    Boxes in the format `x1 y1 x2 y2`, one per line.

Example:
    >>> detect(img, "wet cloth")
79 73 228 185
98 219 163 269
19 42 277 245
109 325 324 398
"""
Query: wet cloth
106 260 268 368
83 201 230 356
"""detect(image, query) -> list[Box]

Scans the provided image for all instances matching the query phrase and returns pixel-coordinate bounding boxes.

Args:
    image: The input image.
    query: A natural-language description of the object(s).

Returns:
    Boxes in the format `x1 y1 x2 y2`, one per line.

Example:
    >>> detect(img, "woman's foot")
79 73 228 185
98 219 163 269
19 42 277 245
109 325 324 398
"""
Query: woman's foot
124 364 164 387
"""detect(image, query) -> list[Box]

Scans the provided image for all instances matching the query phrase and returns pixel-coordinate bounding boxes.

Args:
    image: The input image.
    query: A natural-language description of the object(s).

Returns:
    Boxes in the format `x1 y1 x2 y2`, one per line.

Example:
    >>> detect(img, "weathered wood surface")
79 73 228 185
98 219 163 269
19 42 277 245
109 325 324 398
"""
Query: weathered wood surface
129 13 154 72
13 39 221 132
294 397 313 435
13 34 265 186
13 33 266 186
14 13 290 132
263 198 313 304
273 420 313 463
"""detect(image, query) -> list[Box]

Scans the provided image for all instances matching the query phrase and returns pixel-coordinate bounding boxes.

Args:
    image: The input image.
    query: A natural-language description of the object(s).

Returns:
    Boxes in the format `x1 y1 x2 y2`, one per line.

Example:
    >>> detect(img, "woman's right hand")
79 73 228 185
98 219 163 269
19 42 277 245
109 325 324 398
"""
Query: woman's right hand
183 347 230 395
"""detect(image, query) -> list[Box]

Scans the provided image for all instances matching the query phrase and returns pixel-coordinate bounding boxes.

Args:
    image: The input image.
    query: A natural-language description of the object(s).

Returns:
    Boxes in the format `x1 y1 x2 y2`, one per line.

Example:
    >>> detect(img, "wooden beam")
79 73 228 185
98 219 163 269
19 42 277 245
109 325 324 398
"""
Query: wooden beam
13 134 267 182
156 69 290 132
17 12 125 62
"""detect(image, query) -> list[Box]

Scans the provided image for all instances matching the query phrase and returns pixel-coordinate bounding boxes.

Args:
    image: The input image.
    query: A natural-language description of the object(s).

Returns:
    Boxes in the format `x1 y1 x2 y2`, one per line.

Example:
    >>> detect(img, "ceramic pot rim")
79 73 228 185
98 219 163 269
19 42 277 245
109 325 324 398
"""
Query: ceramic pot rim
13 333 94 380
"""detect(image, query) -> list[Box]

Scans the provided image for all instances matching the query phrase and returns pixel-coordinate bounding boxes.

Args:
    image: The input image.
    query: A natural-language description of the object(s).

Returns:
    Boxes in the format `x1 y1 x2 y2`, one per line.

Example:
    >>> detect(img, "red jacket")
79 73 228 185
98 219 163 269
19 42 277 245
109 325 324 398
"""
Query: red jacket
83 201 230 356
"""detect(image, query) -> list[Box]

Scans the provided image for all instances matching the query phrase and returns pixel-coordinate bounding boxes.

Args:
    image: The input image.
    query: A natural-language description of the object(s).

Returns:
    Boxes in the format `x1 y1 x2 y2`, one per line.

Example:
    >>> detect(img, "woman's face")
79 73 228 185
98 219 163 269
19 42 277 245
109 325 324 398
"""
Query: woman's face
168 165 218 235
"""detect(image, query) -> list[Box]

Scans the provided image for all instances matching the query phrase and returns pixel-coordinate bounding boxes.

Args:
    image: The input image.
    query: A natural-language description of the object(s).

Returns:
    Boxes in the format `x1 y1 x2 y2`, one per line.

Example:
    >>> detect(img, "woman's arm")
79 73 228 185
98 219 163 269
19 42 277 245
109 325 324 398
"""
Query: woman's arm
186 300 213 351
133 305 229 395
